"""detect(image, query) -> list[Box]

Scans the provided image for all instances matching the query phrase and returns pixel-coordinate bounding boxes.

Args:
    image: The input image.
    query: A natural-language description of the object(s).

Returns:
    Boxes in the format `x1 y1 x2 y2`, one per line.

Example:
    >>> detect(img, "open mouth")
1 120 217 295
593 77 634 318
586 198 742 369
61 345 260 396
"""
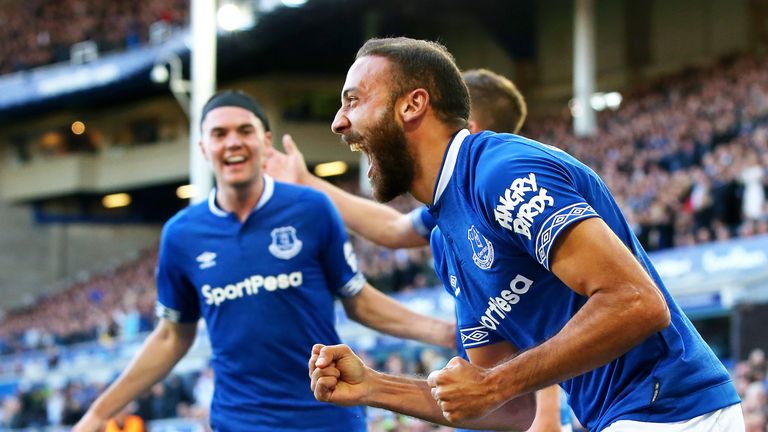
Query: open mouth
344 138 374 178
348 142 364 153
224 155 247 166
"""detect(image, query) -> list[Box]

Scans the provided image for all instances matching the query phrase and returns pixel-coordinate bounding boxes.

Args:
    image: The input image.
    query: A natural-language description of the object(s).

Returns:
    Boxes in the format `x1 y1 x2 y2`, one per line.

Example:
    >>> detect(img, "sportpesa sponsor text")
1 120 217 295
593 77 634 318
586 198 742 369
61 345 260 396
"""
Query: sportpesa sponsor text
202 272 303 306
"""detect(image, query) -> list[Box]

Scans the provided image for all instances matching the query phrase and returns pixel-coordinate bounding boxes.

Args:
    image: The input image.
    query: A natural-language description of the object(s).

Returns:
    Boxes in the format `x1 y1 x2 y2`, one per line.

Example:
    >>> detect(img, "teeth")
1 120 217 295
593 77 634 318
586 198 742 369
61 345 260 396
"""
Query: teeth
226 155 246 163
348 143 363 152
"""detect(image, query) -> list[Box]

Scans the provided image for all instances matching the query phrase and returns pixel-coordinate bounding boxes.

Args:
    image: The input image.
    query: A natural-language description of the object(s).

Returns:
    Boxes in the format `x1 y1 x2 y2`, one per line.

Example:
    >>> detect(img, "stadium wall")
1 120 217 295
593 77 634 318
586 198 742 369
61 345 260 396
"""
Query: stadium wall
0 201 161 310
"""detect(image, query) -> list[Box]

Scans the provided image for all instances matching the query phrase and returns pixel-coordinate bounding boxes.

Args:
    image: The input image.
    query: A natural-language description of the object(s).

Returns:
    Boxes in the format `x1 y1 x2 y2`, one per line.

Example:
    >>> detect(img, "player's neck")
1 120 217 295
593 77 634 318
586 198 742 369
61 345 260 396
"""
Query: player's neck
408 119 464 205
216 176 264 222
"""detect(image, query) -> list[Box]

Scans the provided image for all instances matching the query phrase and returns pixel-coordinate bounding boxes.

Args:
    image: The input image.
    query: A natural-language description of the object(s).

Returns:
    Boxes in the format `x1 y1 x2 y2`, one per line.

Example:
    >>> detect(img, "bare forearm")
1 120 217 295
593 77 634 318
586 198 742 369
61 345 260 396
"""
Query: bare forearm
368 371 531 430
346 286 454 348
304 174 425 248
492 288 669 401
88 326 193 419
363 307 453 348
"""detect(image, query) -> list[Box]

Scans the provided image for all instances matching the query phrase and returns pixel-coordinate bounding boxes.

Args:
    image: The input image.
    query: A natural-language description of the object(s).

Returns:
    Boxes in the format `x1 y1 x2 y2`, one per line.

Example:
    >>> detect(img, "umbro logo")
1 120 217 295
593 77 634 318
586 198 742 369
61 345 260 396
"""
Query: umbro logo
197 251 217 269
459 326 490 348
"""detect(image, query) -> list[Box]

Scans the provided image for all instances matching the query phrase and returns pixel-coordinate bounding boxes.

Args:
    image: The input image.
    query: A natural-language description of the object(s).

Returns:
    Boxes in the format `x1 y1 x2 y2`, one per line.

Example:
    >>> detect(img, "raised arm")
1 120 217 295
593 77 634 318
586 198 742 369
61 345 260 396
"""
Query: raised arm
265 134 428 248
73 319 197 432
341 283 455 348
309 343 535 431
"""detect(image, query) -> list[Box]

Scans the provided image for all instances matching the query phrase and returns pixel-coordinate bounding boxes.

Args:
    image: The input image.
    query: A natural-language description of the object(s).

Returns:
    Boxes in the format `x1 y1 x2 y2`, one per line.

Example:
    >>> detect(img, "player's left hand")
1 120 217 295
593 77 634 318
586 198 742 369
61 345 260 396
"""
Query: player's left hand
427 356 504 423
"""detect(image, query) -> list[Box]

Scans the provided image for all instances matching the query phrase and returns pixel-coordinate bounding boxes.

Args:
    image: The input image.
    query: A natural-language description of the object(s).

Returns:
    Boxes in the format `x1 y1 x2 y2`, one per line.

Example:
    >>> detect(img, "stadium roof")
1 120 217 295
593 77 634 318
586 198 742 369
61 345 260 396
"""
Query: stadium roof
0 0 535 124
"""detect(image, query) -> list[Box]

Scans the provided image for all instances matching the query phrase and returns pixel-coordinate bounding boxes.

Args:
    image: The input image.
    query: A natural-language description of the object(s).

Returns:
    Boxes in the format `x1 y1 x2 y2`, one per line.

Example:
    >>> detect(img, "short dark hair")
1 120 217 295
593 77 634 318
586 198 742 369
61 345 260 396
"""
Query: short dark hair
356 37 470 128
201 90 271 131
463 69 527 134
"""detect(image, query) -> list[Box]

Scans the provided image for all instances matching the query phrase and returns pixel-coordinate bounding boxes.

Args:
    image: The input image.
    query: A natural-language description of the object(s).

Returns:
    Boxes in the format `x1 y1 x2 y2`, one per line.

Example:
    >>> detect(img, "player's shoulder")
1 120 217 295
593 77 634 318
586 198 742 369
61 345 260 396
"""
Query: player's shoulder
160 200 208 247
466 132 569 189
163 200 206 231
472 131 567 163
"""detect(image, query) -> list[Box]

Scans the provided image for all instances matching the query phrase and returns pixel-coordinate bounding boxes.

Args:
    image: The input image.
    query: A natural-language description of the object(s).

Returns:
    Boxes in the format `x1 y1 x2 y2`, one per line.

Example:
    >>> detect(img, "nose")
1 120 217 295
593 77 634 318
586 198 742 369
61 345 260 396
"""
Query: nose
224 131 242 148
331 110 350 135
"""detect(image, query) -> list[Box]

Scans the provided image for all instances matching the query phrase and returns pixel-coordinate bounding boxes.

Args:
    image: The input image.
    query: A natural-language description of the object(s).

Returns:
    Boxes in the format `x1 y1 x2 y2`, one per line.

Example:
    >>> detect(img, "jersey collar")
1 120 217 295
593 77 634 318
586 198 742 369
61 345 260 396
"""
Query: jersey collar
432 128 470 205
207 174 275 217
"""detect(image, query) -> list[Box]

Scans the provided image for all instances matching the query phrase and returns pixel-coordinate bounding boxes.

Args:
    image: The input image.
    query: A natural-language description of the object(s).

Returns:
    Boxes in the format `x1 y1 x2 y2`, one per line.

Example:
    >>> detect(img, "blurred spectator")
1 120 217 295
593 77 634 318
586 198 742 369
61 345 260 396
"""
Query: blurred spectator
0 0 189 74
527 54 768 251
1 396 23 429
0 50 768 430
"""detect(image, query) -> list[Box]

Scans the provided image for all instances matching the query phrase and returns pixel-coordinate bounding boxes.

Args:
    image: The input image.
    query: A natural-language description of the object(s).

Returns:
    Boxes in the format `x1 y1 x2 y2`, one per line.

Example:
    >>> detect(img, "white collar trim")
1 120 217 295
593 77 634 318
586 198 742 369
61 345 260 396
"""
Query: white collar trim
433 129 470 205
207 174 275 217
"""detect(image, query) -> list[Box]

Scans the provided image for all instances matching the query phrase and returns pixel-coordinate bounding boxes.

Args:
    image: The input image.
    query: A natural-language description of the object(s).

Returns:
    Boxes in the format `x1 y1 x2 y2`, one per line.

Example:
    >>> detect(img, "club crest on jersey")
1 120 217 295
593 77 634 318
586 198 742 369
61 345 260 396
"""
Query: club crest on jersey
467 225 494 270
268 226 303 260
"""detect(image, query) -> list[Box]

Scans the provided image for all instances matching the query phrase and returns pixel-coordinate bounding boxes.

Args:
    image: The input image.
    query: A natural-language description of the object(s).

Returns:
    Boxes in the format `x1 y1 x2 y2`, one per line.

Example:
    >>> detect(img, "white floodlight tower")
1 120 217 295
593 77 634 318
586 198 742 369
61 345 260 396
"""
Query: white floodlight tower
573 0 597 137
189 0 217 203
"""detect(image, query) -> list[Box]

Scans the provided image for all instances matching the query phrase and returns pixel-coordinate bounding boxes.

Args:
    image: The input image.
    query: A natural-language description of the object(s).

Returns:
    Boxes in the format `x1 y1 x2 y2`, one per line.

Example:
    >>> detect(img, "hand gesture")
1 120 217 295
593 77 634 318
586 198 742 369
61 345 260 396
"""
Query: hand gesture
309 344 370 406
264 134 310 184
427 357 503 423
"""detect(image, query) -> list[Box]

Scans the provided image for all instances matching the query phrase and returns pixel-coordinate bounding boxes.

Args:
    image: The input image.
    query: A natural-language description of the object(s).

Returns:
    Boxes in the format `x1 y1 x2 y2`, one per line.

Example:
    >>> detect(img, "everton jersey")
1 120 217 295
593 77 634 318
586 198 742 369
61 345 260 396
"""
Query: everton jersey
155 175 366 432
429 130 739 431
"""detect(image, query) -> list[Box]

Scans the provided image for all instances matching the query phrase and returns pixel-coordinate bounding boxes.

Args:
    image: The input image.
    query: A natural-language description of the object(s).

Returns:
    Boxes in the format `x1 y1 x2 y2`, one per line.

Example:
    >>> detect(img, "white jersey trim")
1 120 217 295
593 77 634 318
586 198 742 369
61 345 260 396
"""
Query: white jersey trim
433 129 470 205
338 272 366 298
409 207 431 237
155 302 182 323
207 175 275 217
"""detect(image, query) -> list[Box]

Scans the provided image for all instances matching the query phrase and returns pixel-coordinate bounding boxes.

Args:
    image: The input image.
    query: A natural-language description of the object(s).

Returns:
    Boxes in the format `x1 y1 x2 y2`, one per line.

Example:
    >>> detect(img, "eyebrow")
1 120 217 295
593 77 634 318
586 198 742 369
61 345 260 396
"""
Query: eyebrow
209 123 254 134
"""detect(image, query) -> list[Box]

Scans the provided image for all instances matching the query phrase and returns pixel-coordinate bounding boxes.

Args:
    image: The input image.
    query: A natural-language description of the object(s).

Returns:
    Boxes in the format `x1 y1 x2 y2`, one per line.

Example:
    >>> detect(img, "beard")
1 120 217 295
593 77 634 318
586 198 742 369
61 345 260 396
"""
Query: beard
359 107 415 203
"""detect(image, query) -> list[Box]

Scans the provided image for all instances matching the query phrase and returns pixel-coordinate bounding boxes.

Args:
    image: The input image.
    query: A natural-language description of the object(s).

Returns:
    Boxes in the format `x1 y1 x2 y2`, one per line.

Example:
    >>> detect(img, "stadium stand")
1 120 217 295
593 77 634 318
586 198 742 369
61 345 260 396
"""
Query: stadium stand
0 0 188 74
1 49 768 429
526 54 768 252
0 1 767 430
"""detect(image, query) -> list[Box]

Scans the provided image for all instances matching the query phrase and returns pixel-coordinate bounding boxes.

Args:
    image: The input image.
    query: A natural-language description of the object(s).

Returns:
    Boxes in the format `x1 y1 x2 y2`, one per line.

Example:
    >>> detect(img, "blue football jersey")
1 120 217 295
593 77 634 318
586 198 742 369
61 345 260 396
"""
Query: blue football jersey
155 175 367 432
429 130 739 431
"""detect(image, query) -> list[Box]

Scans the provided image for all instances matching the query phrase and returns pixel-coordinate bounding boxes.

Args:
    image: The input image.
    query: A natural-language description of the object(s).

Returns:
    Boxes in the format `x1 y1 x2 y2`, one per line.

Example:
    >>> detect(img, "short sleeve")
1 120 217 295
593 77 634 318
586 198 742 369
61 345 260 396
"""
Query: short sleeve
317 194 366 298
409 206 436 239
480 152 600 270
155 225 201 323
456 302 504 349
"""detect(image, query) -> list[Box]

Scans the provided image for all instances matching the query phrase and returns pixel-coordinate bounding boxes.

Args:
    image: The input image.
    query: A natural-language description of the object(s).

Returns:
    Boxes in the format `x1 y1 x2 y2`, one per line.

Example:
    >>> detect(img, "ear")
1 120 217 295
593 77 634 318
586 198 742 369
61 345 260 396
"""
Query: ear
264 131 273 150
467 119 481 134
399 88 430 125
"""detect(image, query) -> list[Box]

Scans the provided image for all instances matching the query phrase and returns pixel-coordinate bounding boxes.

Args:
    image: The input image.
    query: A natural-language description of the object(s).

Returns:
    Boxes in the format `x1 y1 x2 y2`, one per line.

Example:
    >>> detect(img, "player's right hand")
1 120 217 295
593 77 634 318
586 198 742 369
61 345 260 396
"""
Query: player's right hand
263 134 310 184
71 411 107 432
309 344 370 406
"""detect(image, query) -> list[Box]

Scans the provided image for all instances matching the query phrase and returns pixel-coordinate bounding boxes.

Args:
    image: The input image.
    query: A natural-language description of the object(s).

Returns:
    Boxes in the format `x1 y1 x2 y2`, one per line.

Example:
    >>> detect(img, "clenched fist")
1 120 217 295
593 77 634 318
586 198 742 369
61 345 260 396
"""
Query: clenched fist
309 344 371 406
427 356 504 423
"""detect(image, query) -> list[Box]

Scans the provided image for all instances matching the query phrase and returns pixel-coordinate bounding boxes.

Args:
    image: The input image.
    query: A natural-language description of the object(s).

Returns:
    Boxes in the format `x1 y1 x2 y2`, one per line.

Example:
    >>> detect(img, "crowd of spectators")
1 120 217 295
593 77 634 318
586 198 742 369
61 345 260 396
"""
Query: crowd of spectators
1 48 768 430
0 249 157 356
736 348 768 432
0 366 214 429
527 54 768 251
0 0 188 74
